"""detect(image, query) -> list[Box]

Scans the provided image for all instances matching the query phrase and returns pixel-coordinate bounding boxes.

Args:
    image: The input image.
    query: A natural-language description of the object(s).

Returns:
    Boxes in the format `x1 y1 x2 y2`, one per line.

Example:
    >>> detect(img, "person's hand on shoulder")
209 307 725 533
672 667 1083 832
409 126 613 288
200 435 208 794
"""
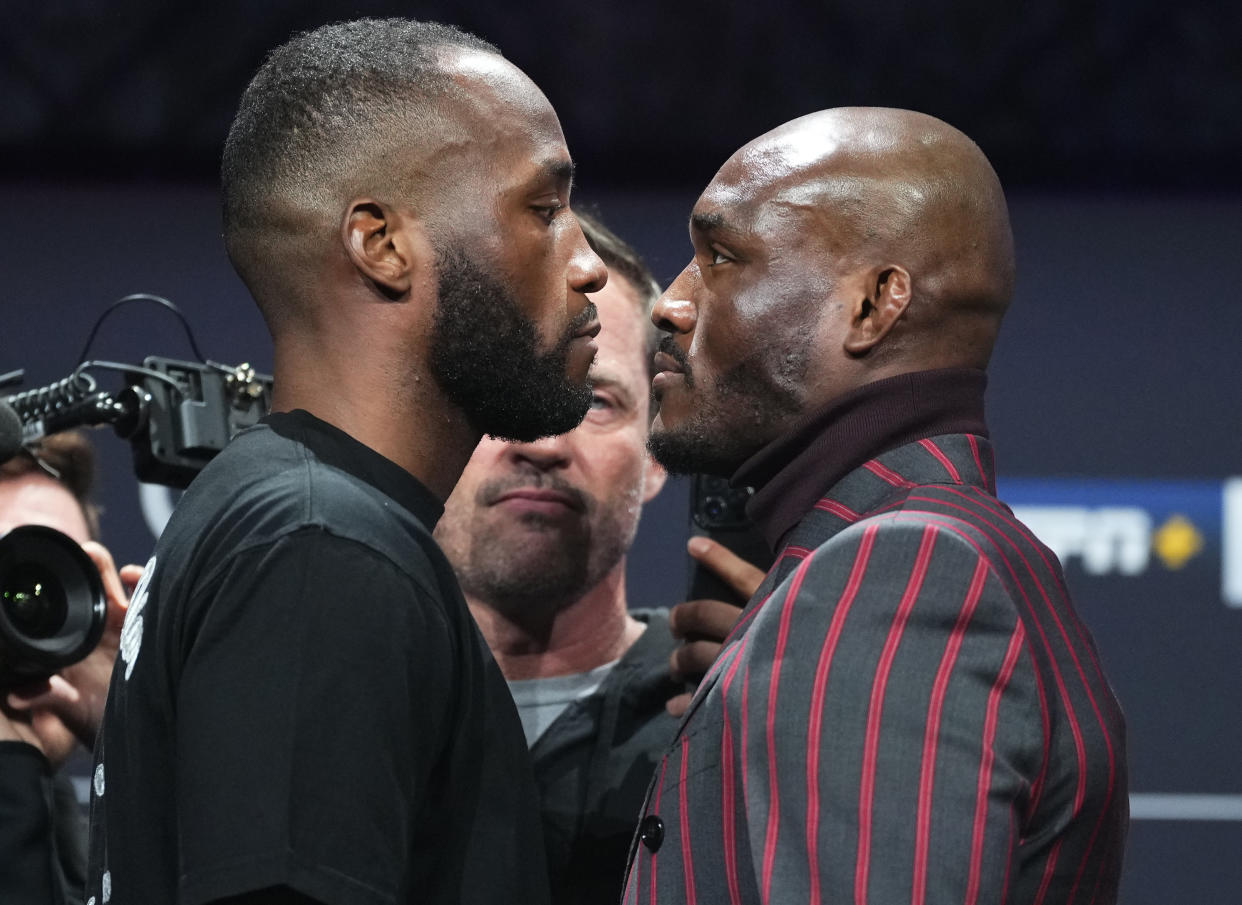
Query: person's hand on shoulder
665 537 764 717
4 541 139 765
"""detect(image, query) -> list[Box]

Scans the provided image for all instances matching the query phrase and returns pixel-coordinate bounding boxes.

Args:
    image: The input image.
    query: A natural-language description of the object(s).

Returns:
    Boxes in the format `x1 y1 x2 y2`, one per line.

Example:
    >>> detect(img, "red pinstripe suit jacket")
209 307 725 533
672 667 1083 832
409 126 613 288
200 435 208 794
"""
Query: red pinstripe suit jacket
622 434 1127 905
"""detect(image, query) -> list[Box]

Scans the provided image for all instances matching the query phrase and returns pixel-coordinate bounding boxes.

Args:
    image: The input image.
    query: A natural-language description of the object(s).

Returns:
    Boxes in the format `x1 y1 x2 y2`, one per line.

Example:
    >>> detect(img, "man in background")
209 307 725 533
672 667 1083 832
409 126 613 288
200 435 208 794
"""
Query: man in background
439 210 765 904
0 432 132 905
436 211 676 905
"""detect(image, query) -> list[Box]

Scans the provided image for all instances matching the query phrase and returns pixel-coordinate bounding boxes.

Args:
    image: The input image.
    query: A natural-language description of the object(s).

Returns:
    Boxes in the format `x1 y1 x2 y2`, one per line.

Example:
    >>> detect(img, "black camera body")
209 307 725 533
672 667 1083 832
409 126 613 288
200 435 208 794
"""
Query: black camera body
3 356 273 490
687 475 773 604
0 525 106 685
126 356 273 488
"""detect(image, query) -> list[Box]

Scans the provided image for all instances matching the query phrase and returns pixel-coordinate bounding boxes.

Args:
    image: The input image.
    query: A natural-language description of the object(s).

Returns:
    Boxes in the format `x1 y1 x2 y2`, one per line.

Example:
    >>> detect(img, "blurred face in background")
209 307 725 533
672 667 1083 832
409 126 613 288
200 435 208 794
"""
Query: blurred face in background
0 471 91 544
436 273 665 618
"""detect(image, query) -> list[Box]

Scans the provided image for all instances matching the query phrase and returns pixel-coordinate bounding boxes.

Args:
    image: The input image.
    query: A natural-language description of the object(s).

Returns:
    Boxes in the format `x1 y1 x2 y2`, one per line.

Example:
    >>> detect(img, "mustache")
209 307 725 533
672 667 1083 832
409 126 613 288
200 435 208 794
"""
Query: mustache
562 302 599 342
477 471 590 513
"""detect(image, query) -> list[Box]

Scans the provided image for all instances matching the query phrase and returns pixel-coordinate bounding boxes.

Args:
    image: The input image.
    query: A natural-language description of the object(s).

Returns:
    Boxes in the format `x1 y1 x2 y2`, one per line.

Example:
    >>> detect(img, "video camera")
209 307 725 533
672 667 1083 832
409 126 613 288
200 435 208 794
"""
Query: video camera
1 322 273 680
2 356 273 488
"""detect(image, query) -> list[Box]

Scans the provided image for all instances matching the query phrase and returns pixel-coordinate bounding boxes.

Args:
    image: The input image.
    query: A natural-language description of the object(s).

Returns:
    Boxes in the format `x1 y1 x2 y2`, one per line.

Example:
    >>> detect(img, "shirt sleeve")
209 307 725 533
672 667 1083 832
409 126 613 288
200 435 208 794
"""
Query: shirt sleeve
173 528 457 905
744 517 1043 905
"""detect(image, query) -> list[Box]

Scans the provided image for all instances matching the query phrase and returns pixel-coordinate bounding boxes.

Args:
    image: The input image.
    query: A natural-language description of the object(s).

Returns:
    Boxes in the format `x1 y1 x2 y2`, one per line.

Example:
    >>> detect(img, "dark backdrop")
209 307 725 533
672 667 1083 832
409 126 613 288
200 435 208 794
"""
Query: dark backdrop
1 1 1239 191
3 3 1240 903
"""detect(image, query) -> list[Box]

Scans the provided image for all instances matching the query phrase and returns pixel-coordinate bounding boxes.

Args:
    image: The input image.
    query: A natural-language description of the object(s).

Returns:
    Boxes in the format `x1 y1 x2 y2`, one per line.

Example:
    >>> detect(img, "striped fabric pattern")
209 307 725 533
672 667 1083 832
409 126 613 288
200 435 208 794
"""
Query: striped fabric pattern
622 434 1127 905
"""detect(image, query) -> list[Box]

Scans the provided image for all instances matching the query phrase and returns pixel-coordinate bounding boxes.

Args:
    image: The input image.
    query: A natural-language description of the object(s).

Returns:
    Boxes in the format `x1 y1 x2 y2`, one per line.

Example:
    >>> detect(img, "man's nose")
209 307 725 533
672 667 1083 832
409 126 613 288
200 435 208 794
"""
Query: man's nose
567 221 608 295
506 432 573 470
651 263 699 335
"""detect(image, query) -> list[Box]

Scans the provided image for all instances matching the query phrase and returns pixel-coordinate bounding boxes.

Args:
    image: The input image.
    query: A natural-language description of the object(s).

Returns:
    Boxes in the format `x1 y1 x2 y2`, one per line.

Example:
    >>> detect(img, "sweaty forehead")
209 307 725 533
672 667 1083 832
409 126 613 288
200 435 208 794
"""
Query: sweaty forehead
707 122 844 198
697 122 916 246
405 49 571 225
439 48 565 143
696 144 848 242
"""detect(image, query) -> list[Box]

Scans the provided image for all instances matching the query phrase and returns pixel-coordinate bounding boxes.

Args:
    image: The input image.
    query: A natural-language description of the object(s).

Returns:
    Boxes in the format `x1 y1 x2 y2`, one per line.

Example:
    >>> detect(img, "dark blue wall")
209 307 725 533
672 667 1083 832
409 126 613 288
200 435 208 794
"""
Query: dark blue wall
2 183 1239 903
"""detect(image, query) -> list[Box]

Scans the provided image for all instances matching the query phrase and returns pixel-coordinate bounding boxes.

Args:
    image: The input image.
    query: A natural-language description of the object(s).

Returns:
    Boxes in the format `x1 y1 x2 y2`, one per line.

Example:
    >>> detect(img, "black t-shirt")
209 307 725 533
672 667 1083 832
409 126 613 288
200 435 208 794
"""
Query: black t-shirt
85 411 550 905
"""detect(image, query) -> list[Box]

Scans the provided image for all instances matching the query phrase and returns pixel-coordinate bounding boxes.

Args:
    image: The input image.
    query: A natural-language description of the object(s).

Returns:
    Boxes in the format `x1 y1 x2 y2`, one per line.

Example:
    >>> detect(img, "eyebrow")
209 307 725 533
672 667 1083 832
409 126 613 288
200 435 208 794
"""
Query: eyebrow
589 370 637 406
690 211 728 234
540 158 576 191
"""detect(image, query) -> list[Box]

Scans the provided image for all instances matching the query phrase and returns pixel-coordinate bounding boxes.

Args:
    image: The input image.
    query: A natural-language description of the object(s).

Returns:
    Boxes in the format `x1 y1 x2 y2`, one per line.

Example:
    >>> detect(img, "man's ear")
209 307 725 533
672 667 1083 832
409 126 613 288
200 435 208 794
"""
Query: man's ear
341 198 421 299
640 453 667 504
843 265 912 355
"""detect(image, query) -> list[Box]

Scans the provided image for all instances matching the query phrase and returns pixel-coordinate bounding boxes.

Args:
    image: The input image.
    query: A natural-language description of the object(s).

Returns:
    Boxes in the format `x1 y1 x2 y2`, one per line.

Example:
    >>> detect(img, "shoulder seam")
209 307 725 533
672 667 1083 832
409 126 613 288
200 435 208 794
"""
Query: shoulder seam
187 524 445 609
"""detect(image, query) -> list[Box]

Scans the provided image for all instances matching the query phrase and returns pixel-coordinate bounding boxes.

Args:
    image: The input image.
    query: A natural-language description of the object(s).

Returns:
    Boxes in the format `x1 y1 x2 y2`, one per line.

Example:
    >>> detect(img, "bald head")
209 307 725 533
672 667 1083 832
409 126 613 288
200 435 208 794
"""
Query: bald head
712 107 1014 370
648 108 1017 475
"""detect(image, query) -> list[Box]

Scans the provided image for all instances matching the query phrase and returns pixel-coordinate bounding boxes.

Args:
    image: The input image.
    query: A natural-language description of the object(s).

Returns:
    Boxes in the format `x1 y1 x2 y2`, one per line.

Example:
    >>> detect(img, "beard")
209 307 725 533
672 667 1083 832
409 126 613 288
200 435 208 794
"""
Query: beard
428 247 596 442
440 469 642 623
648 335 807 476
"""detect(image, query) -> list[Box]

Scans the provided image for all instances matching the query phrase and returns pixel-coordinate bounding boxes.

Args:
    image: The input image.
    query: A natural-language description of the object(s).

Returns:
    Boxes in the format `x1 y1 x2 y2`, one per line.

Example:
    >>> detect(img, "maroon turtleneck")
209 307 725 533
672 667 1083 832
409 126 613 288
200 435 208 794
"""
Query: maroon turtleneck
733 368 989 552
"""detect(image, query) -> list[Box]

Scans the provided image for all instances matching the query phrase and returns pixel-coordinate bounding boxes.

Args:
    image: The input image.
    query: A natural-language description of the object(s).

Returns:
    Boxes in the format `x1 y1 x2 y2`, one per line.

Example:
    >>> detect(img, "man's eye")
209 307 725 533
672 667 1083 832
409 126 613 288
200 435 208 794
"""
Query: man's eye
590 393 613 410
710 247 732 266
533 202 564 224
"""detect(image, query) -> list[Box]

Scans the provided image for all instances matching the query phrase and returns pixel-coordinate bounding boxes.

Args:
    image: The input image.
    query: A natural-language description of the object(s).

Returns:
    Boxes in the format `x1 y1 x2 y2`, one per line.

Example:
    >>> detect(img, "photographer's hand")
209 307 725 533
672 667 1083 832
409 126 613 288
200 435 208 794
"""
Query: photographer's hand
665 537 764 717
0 699 45 750
5 542 138 764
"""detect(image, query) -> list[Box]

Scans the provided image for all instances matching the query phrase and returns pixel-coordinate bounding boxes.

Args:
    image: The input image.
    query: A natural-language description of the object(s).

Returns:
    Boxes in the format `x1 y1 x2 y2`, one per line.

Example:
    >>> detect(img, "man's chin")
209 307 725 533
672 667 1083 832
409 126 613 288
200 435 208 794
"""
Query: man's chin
648 387 691 439
482 388 591 443
467 362 593 441
566 336 599 383
480 517 583 551
648 421 743 477
463 536 590 614
647 425 705 476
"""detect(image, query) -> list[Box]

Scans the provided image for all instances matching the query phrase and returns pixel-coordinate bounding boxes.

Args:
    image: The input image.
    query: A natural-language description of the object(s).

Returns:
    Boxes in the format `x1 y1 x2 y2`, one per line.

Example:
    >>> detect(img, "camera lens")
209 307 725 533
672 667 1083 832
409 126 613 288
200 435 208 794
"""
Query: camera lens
2 562 68 639
703 495 729 522
0 525 106 682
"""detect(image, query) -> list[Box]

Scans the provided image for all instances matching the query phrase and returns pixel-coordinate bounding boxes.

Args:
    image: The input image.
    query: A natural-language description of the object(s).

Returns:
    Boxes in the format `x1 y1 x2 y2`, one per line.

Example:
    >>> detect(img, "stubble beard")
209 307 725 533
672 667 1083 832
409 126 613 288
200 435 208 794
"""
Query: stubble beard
448 477 642 627
648 347 809 476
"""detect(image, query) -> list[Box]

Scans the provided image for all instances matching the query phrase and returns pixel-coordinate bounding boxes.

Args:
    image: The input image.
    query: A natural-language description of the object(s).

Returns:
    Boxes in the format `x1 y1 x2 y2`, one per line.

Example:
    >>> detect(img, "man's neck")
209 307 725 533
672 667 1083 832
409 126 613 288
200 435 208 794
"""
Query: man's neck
270 335 480 502
735 367 989 551
468 562 646 681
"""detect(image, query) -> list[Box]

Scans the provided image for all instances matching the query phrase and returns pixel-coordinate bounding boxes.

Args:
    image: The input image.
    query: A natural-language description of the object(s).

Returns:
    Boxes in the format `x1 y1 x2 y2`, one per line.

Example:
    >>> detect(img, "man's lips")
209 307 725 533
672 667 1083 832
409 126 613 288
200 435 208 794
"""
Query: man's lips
575 319 602 340
653 350 684 376
493 488 584 513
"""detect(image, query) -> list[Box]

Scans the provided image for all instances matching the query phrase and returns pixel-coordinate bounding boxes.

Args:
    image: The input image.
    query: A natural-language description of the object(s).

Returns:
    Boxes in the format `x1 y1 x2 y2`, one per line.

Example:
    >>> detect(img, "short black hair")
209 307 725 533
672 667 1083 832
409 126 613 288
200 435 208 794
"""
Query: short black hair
221 18 499 321
576 209 662 375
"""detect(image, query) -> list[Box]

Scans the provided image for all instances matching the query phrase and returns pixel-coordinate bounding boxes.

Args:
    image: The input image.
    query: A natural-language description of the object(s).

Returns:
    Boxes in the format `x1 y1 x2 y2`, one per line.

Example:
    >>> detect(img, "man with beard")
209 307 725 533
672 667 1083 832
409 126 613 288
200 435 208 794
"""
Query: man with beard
625 108 1128 904
437 211 739 905
85 19 605 905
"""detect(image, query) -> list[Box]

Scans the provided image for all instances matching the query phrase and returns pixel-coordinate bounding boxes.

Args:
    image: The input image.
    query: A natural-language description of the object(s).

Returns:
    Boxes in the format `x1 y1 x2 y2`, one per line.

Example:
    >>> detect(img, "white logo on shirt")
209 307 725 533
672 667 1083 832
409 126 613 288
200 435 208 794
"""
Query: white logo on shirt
93 763 105 798
120 556 157 680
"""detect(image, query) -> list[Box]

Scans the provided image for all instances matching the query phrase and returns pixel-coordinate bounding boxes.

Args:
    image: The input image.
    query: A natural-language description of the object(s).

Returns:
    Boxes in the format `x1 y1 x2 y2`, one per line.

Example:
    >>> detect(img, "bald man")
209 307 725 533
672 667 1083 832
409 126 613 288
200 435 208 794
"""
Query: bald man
623 108 1128 904
86 19 605 905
